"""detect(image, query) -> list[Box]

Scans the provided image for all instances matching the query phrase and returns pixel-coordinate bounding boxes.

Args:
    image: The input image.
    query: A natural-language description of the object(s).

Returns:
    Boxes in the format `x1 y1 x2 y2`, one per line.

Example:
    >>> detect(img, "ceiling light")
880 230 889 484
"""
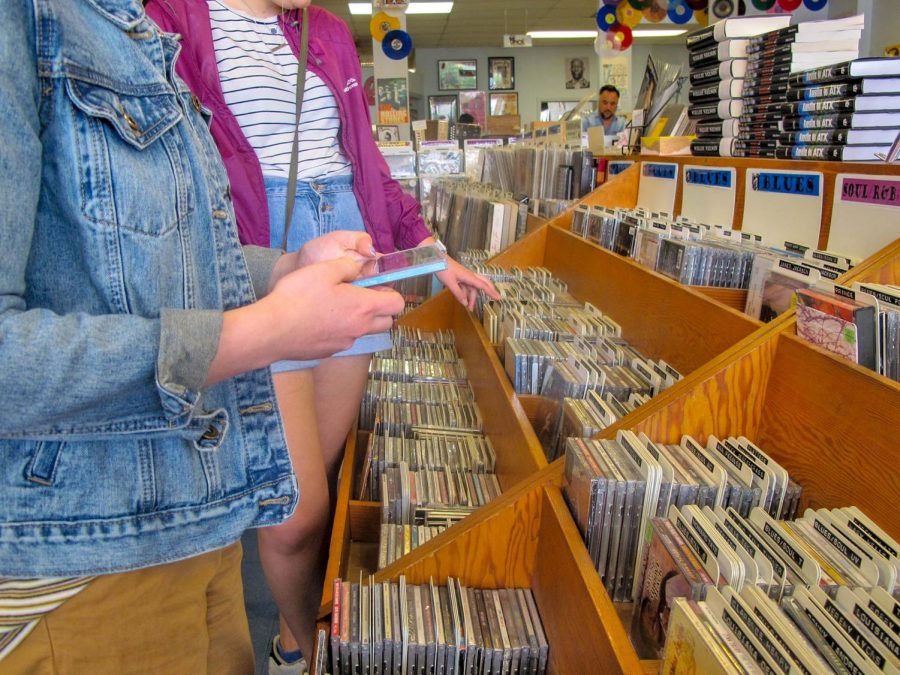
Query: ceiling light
527 30 598 39
348 2 454 15
631 28 688 37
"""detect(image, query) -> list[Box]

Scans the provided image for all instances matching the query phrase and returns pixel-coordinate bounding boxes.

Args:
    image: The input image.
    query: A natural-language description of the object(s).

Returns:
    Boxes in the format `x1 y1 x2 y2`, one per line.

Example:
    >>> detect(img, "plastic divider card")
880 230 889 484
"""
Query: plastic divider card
637 162 679 215
828 174 900 261
680 165 737 229
742 169 825 250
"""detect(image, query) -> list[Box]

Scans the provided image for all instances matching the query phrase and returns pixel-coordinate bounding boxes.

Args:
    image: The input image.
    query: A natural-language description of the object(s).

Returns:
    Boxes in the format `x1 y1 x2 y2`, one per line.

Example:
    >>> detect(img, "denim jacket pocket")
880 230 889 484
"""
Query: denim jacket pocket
64 69 192 237
24 441 66 486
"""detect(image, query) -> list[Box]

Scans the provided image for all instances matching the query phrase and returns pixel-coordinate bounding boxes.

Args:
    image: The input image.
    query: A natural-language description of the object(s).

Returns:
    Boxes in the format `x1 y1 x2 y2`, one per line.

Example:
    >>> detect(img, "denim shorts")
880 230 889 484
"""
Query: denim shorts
265 173 392 373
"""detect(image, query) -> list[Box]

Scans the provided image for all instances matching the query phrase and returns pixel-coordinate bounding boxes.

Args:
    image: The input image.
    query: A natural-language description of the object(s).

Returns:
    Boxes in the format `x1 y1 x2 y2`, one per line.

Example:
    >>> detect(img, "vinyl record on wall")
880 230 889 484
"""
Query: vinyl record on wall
381 29 412 60
803 0 828 10
607 23 634 50
778 0 803 9
369 12 400 42
667 0 694 23
711 0 735 18
643 0 668 23
596 5 618 30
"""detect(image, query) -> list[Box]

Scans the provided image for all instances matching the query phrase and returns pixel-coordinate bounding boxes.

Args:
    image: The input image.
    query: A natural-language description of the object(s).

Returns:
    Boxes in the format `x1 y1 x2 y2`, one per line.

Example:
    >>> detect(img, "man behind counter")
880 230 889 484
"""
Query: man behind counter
584 84 628 136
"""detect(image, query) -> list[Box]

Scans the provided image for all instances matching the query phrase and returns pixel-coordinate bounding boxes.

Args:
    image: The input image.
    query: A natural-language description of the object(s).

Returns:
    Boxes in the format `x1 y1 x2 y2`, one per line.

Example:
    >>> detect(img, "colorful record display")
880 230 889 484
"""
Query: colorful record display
370 11 400 42
381 29 412 60
710 0 735 18
607 23 634 51
694 8 710 25
667 0 694 23
596 5 618 30
643 0 668 23
777 0 803 9
803 0 828 10
616 2 644 28
751 0 777 8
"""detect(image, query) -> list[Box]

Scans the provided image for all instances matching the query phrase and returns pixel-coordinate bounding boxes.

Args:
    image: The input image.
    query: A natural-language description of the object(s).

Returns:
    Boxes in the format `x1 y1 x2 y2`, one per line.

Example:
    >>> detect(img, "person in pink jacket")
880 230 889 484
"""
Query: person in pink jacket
146 1 498 672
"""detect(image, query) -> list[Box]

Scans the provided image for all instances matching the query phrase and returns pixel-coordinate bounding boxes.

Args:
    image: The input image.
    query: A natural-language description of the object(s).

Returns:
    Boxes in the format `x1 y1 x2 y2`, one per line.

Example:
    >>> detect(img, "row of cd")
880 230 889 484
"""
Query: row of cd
380 463 502 527
372 401 484 438
563 431 803 606
369 357 468 385
358 432 497 503
662 583 898 675
479 144 595 202
647 505 898 672
359 381 475 432
329 576 549 675
378 523 448 571
427 181 526 259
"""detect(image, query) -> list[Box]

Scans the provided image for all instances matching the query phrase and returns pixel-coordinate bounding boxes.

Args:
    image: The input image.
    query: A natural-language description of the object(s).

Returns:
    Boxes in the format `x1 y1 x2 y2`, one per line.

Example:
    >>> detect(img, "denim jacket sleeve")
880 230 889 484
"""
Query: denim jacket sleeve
0 2 257 440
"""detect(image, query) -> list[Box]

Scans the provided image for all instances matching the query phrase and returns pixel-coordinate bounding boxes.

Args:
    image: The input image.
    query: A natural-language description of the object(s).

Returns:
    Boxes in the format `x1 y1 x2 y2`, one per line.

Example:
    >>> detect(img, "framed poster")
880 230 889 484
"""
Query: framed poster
564 57 590 89
438 59 477 91
428 94 458 121
488 56 514 91
376 77 409 125
458 91 486 127
489 92 518 116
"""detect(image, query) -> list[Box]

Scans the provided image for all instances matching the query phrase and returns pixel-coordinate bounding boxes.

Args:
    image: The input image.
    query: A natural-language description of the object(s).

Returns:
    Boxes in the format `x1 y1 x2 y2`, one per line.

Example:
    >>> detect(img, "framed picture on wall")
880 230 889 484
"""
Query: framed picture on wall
428 94 459 121
487 57 514 91
458 91 487 127
438 59 477 91
489 92 518 117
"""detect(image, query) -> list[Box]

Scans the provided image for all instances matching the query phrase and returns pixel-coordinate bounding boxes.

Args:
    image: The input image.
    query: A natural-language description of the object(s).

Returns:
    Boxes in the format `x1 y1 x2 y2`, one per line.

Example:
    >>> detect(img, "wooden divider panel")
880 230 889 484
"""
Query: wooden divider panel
532 488 643 674
756 333 900 541
541 226 761 373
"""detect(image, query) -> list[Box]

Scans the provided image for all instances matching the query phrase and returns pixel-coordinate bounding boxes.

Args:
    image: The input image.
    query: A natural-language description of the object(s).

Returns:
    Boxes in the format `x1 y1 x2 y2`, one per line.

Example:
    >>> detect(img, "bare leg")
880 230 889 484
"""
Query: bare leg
257 369 325 660
258 354 371 660
313 354 372 494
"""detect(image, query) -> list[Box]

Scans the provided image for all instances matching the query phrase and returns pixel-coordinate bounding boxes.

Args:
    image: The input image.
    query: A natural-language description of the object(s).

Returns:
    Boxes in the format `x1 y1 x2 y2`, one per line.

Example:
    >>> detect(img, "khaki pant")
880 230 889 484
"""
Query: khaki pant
3 542 253 675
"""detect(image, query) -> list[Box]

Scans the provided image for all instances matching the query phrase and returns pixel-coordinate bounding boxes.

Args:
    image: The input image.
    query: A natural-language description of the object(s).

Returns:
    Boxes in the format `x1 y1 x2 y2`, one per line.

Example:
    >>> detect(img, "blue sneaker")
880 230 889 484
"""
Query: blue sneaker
268 635 308 675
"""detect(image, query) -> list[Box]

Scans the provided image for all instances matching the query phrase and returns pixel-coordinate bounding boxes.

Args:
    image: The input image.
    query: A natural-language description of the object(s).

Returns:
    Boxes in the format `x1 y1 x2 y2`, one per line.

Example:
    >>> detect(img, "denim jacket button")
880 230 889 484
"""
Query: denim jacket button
200 424 220 441
122 110 140 135
190 95 202 113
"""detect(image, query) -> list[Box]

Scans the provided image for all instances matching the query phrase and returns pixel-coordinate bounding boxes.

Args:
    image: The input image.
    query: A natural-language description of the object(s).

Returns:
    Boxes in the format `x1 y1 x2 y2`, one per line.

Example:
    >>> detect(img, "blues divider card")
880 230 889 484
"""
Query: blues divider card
680 166 737 229
637 162 679 216
742 169 824 250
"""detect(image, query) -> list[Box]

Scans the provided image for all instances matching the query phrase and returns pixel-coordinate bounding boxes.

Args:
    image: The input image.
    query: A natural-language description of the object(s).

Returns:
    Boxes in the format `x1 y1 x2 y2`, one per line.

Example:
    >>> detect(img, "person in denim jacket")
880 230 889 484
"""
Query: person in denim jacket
0 1 403 672
145 2 501 671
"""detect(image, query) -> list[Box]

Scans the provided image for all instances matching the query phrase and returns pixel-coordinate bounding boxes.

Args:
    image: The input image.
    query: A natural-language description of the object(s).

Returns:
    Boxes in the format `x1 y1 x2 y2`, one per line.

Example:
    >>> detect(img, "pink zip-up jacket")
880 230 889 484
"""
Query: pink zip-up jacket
145 0 431 251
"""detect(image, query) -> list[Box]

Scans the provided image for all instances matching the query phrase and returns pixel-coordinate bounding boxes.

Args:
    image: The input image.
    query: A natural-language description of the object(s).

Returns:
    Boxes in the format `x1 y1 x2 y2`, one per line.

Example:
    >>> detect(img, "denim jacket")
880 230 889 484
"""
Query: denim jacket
0 0 297 577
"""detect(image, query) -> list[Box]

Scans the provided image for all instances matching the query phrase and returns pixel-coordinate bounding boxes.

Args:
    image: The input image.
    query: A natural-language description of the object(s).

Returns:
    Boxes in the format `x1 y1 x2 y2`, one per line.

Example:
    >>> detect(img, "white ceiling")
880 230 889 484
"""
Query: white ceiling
313 0 694 58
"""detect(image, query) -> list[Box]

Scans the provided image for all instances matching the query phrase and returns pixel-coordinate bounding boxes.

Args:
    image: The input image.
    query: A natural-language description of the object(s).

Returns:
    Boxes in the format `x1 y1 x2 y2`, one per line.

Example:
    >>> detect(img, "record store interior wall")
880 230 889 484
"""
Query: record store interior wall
360 1 894 128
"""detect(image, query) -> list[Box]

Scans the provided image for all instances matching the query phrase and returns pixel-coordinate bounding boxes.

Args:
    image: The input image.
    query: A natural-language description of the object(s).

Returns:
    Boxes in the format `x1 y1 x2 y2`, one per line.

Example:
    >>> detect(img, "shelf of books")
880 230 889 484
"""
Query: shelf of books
317 154 899 672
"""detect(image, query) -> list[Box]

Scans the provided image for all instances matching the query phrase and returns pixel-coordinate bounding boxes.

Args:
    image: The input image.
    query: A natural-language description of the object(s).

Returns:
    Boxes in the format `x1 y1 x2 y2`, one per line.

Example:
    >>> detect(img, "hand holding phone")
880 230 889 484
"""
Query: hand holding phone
351 243 448 288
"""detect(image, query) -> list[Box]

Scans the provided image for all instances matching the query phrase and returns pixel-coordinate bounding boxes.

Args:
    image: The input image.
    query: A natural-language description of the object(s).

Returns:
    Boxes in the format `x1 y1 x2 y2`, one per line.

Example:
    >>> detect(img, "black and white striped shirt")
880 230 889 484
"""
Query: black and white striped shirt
208 1 351 180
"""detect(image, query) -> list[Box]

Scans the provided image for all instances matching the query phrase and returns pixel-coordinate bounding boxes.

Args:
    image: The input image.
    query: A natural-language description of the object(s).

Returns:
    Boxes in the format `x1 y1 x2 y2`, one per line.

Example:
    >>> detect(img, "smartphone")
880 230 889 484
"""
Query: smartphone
351 243 448 287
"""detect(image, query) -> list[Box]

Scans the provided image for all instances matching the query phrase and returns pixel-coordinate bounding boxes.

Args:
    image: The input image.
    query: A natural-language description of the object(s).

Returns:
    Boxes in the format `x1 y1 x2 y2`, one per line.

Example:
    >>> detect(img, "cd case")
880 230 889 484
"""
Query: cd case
353 243 448 288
